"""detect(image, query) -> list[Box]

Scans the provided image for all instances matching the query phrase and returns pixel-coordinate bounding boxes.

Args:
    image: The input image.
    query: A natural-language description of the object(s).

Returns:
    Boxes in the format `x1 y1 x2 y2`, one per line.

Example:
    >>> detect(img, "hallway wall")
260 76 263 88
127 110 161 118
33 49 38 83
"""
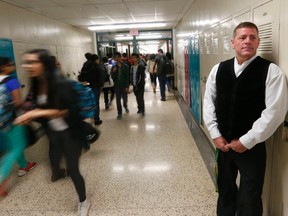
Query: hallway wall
0 1 94 96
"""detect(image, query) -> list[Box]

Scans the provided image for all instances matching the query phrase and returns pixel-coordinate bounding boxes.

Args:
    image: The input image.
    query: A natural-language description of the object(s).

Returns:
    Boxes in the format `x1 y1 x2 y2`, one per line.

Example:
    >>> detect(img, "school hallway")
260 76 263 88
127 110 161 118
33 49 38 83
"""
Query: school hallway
1 80 217 216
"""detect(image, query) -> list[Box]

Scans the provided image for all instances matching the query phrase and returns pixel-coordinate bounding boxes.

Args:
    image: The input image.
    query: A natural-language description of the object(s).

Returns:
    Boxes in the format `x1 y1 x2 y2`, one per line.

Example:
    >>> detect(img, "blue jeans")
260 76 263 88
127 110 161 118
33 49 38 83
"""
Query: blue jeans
92 88 101 122
0 125 28 183
115 87 128 115
166 76 172 90
158 76 166 99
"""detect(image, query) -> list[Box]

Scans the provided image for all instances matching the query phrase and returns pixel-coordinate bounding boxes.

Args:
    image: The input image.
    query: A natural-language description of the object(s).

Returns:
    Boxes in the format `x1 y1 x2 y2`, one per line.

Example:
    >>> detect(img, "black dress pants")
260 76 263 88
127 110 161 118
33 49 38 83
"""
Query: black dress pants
217 142 266 216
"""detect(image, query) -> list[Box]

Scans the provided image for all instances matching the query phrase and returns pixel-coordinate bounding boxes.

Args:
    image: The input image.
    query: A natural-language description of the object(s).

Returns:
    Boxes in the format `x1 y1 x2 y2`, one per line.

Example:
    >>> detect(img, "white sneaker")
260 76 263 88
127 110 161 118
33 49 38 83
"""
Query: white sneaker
78 199 90 216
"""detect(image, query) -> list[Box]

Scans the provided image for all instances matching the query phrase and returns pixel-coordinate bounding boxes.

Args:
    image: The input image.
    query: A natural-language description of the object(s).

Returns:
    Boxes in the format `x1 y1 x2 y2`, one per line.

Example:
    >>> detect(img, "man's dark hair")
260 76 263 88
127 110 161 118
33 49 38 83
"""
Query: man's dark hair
158 49 164 54
106 53 113 58
131 53 139 58
233 22 259 38
102 56 108 63
166 52 172 60
90 54 99 62
85 52 92 60
122 53 128 58
150 54 156 60
113 52 121 58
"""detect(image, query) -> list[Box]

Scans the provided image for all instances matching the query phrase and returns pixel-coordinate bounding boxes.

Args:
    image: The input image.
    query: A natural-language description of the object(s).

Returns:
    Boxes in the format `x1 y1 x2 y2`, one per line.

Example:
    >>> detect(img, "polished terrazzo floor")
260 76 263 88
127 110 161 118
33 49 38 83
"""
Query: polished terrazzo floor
1 80 217 215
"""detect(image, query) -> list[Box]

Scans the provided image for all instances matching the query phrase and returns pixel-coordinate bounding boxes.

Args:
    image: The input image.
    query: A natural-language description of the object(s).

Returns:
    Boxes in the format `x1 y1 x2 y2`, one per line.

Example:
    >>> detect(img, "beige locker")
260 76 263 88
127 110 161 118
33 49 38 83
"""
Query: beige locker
253 0 282 215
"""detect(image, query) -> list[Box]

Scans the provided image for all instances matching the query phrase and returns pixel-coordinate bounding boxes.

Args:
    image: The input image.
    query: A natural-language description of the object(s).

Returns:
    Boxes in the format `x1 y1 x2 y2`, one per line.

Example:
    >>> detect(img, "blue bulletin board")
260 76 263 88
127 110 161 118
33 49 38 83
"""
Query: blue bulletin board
0 38 17 77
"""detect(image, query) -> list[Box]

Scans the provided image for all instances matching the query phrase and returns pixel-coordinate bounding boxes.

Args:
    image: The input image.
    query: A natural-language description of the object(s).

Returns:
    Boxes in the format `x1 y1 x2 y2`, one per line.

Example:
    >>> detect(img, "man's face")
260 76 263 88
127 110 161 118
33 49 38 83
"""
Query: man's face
114 55 122 63
131 56 139 64
231 27 260 64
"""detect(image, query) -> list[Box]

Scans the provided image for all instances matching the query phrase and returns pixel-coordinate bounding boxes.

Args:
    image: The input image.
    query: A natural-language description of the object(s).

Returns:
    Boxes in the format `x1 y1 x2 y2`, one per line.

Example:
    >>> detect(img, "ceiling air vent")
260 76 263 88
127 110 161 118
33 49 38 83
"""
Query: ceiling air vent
258 23 272 53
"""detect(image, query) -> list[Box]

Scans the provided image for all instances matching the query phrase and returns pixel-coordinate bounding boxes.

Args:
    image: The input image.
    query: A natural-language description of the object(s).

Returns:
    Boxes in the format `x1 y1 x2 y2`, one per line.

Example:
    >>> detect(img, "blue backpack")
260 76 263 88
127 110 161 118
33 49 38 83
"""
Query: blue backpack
69 80 95 120
0 77 14 132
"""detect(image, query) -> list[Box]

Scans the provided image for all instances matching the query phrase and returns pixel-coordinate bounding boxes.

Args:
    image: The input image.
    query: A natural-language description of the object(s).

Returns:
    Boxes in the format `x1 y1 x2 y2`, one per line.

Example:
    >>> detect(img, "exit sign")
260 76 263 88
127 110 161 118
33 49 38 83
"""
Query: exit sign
130 29 138 36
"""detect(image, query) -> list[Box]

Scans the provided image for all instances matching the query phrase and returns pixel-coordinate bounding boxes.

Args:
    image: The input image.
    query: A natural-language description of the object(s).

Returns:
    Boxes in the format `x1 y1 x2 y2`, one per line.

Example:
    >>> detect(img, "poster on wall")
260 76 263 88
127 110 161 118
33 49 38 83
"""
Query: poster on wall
0 38 17 77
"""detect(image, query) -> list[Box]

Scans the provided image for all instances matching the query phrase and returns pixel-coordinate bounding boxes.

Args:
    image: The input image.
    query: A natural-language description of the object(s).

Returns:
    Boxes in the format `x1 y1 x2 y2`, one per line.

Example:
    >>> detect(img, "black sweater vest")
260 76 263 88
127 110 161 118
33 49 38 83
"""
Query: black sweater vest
215 56 271 142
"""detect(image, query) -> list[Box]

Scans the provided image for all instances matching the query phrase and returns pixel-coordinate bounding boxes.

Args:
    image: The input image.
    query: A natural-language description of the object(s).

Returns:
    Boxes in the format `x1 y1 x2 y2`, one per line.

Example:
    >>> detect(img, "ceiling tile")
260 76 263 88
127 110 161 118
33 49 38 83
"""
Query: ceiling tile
54 0 91 4
109 16 139 24
88 0 122 3
68 5 106 18
40 6 80 19
126 2 155 16
1 0 193 30
62 18 99 26
8 0 59 7
95 3 130 17
154 0 187 14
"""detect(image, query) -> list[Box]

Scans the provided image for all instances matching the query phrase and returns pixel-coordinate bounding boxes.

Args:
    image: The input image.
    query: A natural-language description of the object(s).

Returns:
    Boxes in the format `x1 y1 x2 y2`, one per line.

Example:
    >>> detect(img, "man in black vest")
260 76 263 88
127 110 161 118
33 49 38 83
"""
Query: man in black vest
203 22 288 216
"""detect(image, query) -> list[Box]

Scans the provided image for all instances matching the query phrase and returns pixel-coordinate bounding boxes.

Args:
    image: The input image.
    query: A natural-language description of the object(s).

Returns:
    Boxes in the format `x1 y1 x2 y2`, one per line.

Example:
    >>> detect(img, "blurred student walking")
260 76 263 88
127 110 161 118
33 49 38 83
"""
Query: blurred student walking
14 49 90 216
0 57 36 197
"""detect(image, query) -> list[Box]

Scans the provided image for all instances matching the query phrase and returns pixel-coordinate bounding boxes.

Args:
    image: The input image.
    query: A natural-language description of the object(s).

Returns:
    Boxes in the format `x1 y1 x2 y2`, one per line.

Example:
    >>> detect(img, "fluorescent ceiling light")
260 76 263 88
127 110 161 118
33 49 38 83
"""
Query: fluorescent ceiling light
88 22 167 31
139 35 162 39
115 36 133 40
139 41 160 44
115 35 163 40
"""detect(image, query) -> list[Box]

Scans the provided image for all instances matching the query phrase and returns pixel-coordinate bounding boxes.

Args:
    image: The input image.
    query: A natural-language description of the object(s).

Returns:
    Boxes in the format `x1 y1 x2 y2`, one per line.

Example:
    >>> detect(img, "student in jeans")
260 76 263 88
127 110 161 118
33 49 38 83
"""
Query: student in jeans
0 57 36 197
102 56 114 110
14 49 90 216
146 54 157 93
111 52 130 120
130 53 146 116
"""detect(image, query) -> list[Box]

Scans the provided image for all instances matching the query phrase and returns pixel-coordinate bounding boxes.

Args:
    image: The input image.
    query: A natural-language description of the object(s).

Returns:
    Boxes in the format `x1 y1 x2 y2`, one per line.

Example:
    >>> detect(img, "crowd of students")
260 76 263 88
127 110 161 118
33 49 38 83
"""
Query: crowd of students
78 50 175 121
0 48 175 216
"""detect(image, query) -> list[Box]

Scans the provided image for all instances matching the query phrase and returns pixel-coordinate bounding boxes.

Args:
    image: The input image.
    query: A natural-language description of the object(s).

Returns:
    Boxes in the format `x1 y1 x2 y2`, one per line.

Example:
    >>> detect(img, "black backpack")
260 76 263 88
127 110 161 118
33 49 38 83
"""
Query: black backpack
95 64 108 87
163 59 174 75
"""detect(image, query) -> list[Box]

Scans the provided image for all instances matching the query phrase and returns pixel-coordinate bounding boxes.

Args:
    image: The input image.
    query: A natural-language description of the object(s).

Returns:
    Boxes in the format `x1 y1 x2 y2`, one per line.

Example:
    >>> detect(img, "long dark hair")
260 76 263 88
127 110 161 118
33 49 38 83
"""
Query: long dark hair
25 49 61 108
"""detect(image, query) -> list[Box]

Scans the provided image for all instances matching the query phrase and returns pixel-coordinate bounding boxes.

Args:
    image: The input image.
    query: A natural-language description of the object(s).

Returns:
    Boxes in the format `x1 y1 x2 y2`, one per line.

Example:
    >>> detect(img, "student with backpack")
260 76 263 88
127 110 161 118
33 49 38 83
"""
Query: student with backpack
85 54 105 125
153 49 166 101
146 54 157 93
0 57 36 197
130 53 146 116
50 56 100 147
14 49 90 216
78 52 91 82
164 52 175 92
111 52 130 120
102 57 115 110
